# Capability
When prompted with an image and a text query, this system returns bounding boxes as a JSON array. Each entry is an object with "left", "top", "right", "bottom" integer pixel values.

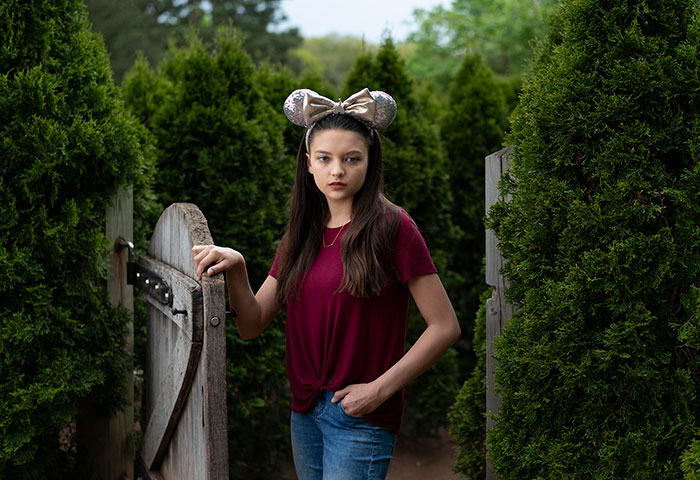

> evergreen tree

[
  {"left": 122, "top": 29, "right": 294, "bottom": 478},
  {"left": 485, "top": 0, "right": 700, "bottom": 477},
  {"left": 207, "top": 0, "right": 302, "bottom": 64},
  {"left": 0, "top": 0, "right": 152, "bottom": 476},
  {"left": 448, "top": 292, "right": 489, "bottom": 480},
  {"left": 343, "top": 38, "right": 462, "bottom": 435},
  {"left": 85, "top": 0, "right": 173, "bottom": 83},
  {"left": 86, "top": 0, "right": 301, "bottom": 83},
  {"left": 441, "top": 54, "right": 507, "bottom": 366}
]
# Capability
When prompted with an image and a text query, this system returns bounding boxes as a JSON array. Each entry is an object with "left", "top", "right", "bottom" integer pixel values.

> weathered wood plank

[
  {"left": 140, "top": 254, "right": 204, "bottom": 469},
  {"left": 141, "top": 203, "right": 228, "bottom": 480},
  {"left": 200, "top": 269, "right": 228, "bottom": 477},
  {"left": 485, "top": 147, "right": 514, "bottom": 480}
]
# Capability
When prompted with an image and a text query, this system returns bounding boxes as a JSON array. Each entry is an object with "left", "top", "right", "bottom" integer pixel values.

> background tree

[
  {"left": 447, "top": 291, "right": 489, "bottom": 480},
  {"left": 485, "top": 0, "right": 700, "bottom": 477},
  {"left": 440, "top": 53, "right": 508, "bottom": 371},
  {"left": 0, "top": 0, "right": 153, "bottom": 477},
  {"left": 287, "top": 34, "right": 374, "bottom": 96},
  {"left": 85, "top": 0, "right": 174, "bottom": 83},
  {"left": 122, "top": 29, "right": 297, "bottom": 478},
  {"left": 86, "top": 0, "right": 301, "bottom": 82},
  {"left": 343, "top": 38, "right": 462, "bottom": 436},
  {"left": 405, "top": 0, "right": 560, "bottom": 90}
]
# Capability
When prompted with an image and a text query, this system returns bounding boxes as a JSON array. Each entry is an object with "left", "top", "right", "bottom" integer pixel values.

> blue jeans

[{"left": 290, "top": 390, "right": 397, "bottom": 480}]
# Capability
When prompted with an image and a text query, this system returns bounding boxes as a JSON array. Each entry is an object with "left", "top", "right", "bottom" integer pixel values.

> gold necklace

[{"left": 323, "top": 222, "right": 348, "bottom": 248}]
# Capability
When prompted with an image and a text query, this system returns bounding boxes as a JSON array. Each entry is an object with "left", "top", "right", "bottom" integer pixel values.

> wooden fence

[{"left": 485, "top": 146, "right": 515, "bottom": 480}]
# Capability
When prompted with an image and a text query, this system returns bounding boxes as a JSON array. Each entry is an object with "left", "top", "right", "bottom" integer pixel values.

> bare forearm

[
  {"left": 374, "top": 321, "right": 460, "bottom": 403},
  {"left": 193, "top": 244, "right": 279, "bottom": 339},
  {"left": 225, "top": 260, "right": 263, "bottom": 339}
]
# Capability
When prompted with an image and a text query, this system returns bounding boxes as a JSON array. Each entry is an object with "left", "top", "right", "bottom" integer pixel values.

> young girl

[{"left": 192, "top": 88, "right": 460, "bottom": 480}]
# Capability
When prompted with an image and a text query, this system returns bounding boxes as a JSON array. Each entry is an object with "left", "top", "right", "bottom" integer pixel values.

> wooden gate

[{"left": 136, "top": 203, "right": 228, "bottom": 479}]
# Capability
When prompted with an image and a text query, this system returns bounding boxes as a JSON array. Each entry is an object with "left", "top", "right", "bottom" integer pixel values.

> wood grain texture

[
  {"left": 484, "top": 147, "right": 514, "bottom": 480},
  {"left": 141, "top": 203, "right": 228, "bottom": 480}
]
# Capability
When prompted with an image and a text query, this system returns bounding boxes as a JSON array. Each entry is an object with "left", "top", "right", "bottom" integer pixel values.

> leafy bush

[
  {"left": 122, "top": 29, "right": 296, "bottom": 478},
  {"left": 486, "top": 0, "right": 700, "bottom": 477},
  {"left": 0, "top": 0, "right": 152, "bottom": 477},
  {"left": 440, "top": 54, "right": 508, "bottom": 370},
  {"left": 448, "top": 289, "right": 490, "bottom": 480},
  {"left": 683, "top": 438, "right": 700, "bottom": 480}
]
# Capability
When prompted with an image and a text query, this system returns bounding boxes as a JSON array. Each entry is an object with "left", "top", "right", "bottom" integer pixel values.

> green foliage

[
  {"left": 86, "top": 0, "right": 301, "bottom": 83},
  {"left": 287, "top": 35, "right": 375, "bottom": 96},
  {"left": 122, "top": 29, "right": 295, "bottom": 478},
  {"left": 343, "top": 38, "right": 462, "bottom": 436},
  {"left": 205, "top": 0, "right": 302, "bottom": 63},
  {"left": 440, "top": 54, "right": 507, "bottom": 370},
  {"left": 85, "top": 0, "right": 174, "bottom": 83},
  {"left": 486, "top": 0, "right": 700, "bottom": 477},
  {"left": 683, "top": 437, "right": 700, "bottom": 479},
  {"left": 448, "top": 289, "right": 490, "bottom": 480},
  {"left": 0, "top": 0, "right": 152, "bottom": 476},
  {"left": 406, "top": 0, "right": 560, "bottom": 90}
]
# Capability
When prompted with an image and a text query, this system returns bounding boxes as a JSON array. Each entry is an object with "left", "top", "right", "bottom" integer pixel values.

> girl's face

[{"left": 306, "top": 128, "right": 369, "bottom": 210}]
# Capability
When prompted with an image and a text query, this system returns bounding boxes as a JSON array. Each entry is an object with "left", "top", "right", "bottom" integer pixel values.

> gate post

[
  {"left": 78, "top": 187, "right": 135, "bottom": 479},
  {"left": 485, "top": 147, "right": 514, "bottom": 480}
]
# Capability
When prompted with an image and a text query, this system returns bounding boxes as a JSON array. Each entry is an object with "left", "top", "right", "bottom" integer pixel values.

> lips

[{"left": 329, "top": 182, "right": 346, "bottom": 189}]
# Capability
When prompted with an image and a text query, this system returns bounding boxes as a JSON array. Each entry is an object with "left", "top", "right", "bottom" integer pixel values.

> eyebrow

[{"left": 313, "top": 149, "right": 365, "bottom": 156}]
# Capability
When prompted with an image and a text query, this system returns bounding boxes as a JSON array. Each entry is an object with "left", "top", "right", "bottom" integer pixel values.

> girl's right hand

[{"left": 192, "top": 245, "right": 243, "bottom": 281}]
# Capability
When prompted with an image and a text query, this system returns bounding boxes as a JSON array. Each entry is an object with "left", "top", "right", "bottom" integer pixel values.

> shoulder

[{"left": 395, "top": 208, "right": 422, "bottom": 244}]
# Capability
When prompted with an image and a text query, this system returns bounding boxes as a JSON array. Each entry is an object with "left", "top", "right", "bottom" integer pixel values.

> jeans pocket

[{"left": 338, "top": 401, "right": 363, "bottom": 420}]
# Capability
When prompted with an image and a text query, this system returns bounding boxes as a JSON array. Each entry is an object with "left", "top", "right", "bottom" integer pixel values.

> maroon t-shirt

[{"left": 269, "top": 209, "right": 437, "bottom": 432}]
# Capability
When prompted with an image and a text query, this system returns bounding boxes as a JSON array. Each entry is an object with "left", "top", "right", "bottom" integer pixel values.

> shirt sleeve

[
  {"left": 394, "top": 209, "right": 438, "bottom": 285},
  {"left": 268, "top": 247, "right": 281, "bottom": 279}
]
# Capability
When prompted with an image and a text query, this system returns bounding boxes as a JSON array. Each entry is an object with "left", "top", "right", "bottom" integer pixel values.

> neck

[{"left": 326, "top": 199, "right": 353, "bottom": 228}]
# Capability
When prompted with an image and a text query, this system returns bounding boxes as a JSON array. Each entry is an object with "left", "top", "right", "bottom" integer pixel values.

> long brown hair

[{"left": 275, "top": 114, "right": 401, "bottom": 305}]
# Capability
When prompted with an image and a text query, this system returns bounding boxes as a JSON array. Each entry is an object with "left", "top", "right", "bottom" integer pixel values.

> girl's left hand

[{"left": 331, "top": 383, "right": 384, "bottom": 417}]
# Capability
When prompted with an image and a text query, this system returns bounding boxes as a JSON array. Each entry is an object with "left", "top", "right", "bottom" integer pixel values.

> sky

[{"left": 275, "top": 0, "right": 451, "bottom": 44}]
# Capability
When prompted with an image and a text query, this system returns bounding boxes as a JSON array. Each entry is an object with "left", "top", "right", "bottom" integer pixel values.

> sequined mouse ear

[
  {"left": 283, "top": 89, "right": 317, "bottom": 127},
  {"left": 368, "top": 90, "right": 397, "bottom": 130},
  {"left": 282, "top": 88, "right": 398, "bottom": 130}
]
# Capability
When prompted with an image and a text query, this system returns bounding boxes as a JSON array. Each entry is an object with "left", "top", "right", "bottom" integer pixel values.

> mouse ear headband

[{"left": 283, "top": 87, "right": 397, "bottom": 150}]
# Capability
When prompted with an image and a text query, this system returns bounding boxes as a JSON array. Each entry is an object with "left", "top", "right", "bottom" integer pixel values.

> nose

[{"left": 331, "top": 159, "right": 345, "bottom": 178}]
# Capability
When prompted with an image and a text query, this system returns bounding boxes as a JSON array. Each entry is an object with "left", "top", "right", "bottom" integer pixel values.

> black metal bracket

[{"left": 115, "top": 237, "right": 173, "bottom": 308}]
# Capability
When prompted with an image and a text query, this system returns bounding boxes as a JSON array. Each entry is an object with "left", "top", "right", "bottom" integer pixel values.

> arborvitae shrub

[
  {"left": 440, "top": 54, "right": 507, "bottom": 365},
  {"left": 0, "top": 0, "right": 152, "bottom": 477},
  {"left": 486, "top": 0, "right": 700, "bottom": 477},
  {"left": 448, "top": 289, "right": 490, "bottom": 480},
  {"left": 683, "top": 439, "right": 700, "bottom": 479},
  {"left": 344, "top": 38, "right": 461, "bottom": 436},
  {"left": 122, "top": 30, "right": 294, "bottom": 478}
]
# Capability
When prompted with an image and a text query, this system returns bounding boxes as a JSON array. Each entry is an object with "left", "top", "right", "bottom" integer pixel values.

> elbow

[
  {"left": 235, "top": 320, "right": 263, "bottom": 340},
  {"left": 238, "top": 330, "right": 257, "bottom": 341},
  {"left": 237, "top": 324, "right": 263, "bottom": 340},
  {"left": 449, "top": 315, "right": 461, "bottom": 345}
]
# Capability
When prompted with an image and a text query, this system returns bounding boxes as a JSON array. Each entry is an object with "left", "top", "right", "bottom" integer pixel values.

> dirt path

[
  {"left": 387, "top": 429, "right": 460, "bottom": 480},
  {"left": 282, "top": 429, "right": 461, "bottom": 479}
]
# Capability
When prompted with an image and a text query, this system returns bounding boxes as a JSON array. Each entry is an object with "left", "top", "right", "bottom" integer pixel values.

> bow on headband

[{"left": 283, "top": 88, "right": 397, "bottom": 130}]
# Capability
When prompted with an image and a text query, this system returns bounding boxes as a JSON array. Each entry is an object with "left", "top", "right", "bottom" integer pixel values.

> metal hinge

[{"left": 115, "top": 237, "right": 173, "bottom": 308}]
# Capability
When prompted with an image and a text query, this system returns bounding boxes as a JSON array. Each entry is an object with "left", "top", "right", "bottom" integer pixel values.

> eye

[
  {"left": 345, "top": 157, "right": 359, "bottom": 163},
  {"left": 317, "top": 155, "right": 330, "bottom": 163}
]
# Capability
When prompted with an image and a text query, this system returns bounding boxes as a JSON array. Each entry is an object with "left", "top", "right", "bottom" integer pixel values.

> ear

[{"left": 306, "top": 153, "right": 313, "bottom": 175}]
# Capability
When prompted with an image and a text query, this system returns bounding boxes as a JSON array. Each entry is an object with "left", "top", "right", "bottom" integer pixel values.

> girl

[{"left": 192, "top": 88, "right": 460, "bottom": 480}]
